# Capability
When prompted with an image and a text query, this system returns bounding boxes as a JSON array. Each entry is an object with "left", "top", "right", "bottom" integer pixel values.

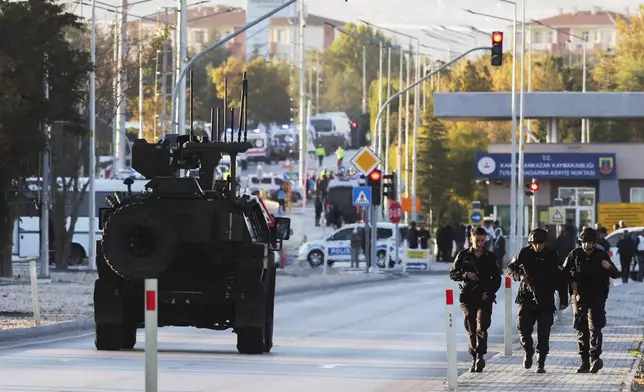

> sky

[{"left": 71, "top": 0, "right": 641, "bottom": 58}]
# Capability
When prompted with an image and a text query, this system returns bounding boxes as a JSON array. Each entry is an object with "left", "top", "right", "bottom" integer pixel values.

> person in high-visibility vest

[
  {"left": 315, "top": 144, "right": 325, "bottom": 167},
  {"left": 335, "top": 146, "right": 345, "bottom": 168},
  {"left": 222, "top": 171, "right": 231, "bottom": 181}
]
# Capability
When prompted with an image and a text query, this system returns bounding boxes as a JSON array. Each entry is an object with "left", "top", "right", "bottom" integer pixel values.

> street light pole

[
  {"left": 362, "top": 45, "right": 367, "bottom": 113},
  {"left": 297, "top": 0, "right": 306, "bottom": 193},
  {"left": 88, "top": 0, "right": 97, "bottom": 271},
  {"left": 385, "top": 46, "right": 391, "bottom": 176},
  {"left": 582, "top": 40, "right": 588, "bottom": 142},
  {"left": 376, "top": 40, "right": 383, "bottom": 155},
  {"left": 396, "top": 51, "right": 403, "bottom": 205},
  {"left": 176, "top": 0, "right": 187, "bottom": 134},
  {"left": 517, "top": 0, "right": 526, "bottom": 240},
  {"left": 138, "top": 18, "right": 144, "bottom": 139},
  {"left": 411, "top": 39, "right": 420, "bottom": 222}
]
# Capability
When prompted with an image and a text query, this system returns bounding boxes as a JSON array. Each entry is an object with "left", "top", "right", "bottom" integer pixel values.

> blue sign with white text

[{"left": 475, "top": 152, "right": 616, "bottom": 180}]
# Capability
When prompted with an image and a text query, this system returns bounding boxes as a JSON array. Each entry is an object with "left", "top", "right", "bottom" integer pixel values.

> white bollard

[
  {"left": 504, "top": 276, "right": 513, "bottom": 356},
  {"left": 29, "top": 260, "right": 41, "bottom": 326},
  {"left": 445, "top": 280, "right": 458, "bottom": 391},
  {"left": 145, "top": 279, "right": 158, "bottom": 392}
]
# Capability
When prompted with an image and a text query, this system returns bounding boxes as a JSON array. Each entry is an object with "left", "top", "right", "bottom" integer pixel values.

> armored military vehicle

[{"left": 93, "top": 73, "right": 290, "bottom": 354}]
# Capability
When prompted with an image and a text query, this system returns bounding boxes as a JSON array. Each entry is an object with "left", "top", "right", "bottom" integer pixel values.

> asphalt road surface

[{"left": 0, "top": 274, "right": 514, "bottom": 392}]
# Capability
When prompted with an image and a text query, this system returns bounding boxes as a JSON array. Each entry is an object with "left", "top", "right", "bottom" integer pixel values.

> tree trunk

[{"left": 0, "top": 182, "right": 13, "bottom": 278}]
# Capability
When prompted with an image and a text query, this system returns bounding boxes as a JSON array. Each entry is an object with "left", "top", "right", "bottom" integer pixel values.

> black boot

[
  {"left": 523, "top": 350, "right": 534, "bottom": 369},
  {"left": 469, "top": 354, "right": 477, "bottom": 373},
  {"left": 475, "top": 353, "right": 486, "bottom": 372},
  {"left": 590, "top": 357, "right": 603, "bottom": 373},
  {"left": 535, "top": 353, "right": 546, "bottom": 373},
  {"left": 576, "top": 355, "right": 591, "bottom": 373}
]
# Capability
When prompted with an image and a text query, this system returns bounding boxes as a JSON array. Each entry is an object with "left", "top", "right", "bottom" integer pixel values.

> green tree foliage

[
  {"left": 0, "top": 0, "right": 91, "bottom": 275},
  {"left": 319, "top": 23, "right": 401, "bottom": 119},
  {"left": 211, "top": 56, "right": 292, "bottom": 124}
]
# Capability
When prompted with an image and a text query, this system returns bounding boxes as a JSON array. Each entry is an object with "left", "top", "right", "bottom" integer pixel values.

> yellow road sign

[{"left": 350, "top": 146, "right": 381, "bottom": 175}]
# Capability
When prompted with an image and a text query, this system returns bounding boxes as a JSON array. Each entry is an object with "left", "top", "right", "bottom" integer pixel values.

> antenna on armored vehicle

[
  {"left": 209, "top": 106, "right": 215, "bottom": 142},
  {"left": 223, "top": 78, "right": 228, "bottom": 142},
  {"left": 237, "top": 71, "right": 247, "bottom": 142},
  {"left": 189, "top": 69, "right": 194, "bottom": 141}
]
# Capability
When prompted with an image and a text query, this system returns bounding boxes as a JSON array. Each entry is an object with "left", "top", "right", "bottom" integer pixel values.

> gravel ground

[{"left": 0, "top": 268, "right": 383, "bottom": 330}]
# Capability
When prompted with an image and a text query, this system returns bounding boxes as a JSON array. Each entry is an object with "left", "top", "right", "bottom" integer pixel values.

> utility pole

[
  {"left": 160, "top": 9, "right": 169, "bottom": 134},
  {"left": 361, "top": 45, "right": 367, "bottom": 113},
  {"left": 377, "top": 41, "right": 383, "bottom": 155},
  {"left": 112, "top": 12, "right": 118, "bottom": 171},
  {"left": 176, "top": 0, "right": 187, "bottom": 134},
  {"left": 315, "top": 54, "right": 320, "bottom": 114},
  {"left": 410, "top": 38, "right": 420, "bottom": 222},
  {"left": 396, "top": 51, "right": 403, "bottom": 206},
  {"left": 384, "top": 46, "right": 391, "bottom": 174},
  {"left": 297, "top": 0, "right": 306, "bottom": 193},
  {"left": 40, "top": 59, "right": 51, "bottom": 279},
  {"left": 404, "top": 51, "right": 410, "bottom": 223},
  {"left": 115, "top": 0, "right": 128, "bottom": 170},
  {"left": 138, "top": 18, "right": 144, "bottom": 139},
  {"left": 88, "top": 0, "right": 97, "bottom": 271}
]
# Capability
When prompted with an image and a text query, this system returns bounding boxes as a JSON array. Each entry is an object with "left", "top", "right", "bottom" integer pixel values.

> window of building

[
  {"left": 195, "top": 30, "right": 204, "bottom": 44},
  {"left": 595, "top": 30, "right": 601, "bottom": 43},
  {"left": 276, "top": 29, "right": 287, "bottom": 43},
  {"left": 581, "top": 31, "right": 589, "bottom": 42},
  {"left": 533, "top": 31, "right": 541, "bottom": 43},
  {"left": 631, "top": 188, "right": 644, "bottom": 202},
  {"left": 547, "top": 31, "right": 554, "bottom": 43}
]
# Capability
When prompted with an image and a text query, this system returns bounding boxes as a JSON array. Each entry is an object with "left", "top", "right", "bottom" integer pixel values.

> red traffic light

[
  {"left": 369, "top": 169, "right": 382, "bottom": 181},
  {"left": 492, "top": 31, "right": 503, "bottom": 43},
  {"left": 351, "top": 121, "right": 357, "bottom": 127},
  {"left": 529, "top": 182, "right": 539, "bottom": 191}
]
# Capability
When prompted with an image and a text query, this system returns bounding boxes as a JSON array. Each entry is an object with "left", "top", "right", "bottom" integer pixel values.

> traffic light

[
  {"left": 368, "top": 169, "right": 382, "bottom": 205},
  {"left": 491, "top": 31, "right": 503, "bottom": 66},
  {"left": 525, "top": 179, "right": 539, "bottom": 196},
  {"left": 383, "top": 172, "right": 396, "bottom": 200}
]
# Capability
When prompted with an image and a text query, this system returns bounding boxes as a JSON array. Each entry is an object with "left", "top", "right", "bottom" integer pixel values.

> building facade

[
  {"left": 132, "top": 4, "right": 343, "bottom": 60},
  {"left": 476, "top": 143, "right": 644, "bottom": 233},
  {"left": 528, "top": 7, "right": 628, "bottom": 55}
]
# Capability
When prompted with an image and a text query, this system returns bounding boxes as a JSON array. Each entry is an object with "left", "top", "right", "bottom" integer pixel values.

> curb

[
  {"left": 0, "top": 318, "right": 94, "bottom": 342},
  {"left": 0, "top": 273, "right": 408, "bottom": 343}
]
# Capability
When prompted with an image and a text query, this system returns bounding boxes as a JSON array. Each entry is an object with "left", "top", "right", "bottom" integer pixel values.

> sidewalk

[{"left": 443, "top": 282, "right": 644, "bottom": 391}]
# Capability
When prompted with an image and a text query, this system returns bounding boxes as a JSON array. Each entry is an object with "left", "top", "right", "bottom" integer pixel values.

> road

[{"left": 0, "top": 274, "right": 514, "bottom": 392}]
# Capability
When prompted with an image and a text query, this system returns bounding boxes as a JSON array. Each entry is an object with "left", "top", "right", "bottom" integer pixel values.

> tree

[
  {"left": 320, "top": 23, "right": 400, "bottom": 117},
  {"left": 416, "top": 111, "right": 451, "bottom": 224},
  {"left": 0, "top": 0, "right": 91, "bottom": 276},
  {"left": 211, "top": 56, "right": 292, "bottom": 124}
]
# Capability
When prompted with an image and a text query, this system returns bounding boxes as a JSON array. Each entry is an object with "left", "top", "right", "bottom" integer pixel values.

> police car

[{"left": 297, "top": 222, "right": 408, "bottom": 268}]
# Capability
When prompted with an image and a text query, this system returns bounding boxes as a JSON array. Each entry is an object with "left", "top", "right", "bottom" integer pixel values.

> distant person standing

[
  {"left": 350, "top": 228, "right": 362, "bottom": 268},
  {"left": 314, "top": 195, "right": 323, "bottom": 226},
  {"left": 315, "top": 144, "right": 325, "bottom": 167},
  {"left": 418, "top": 224, "right": 430, "bottom": 249},
  {"left": 617, "top": 230, "right": 636, "bottom": 283},
  {"left": 407, "top": 221, "right": 419, "bottom": 249},
  {"left": 454, "top": 223, "right": 466, "bottom": 253}
]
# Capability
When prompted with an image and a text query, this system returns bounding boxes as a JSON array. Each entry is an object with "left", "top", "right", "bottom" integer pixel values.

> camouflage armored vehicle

[{"left": 93, "top": 73, "right": 289, "bottom": 354}]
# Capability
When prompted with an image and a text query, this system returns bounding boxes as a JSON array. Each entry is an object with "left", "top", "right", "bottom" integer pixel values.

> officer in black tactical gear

[
  {"left": 562, "top": 227, "right": 620, "bottom": 374},
  {"left": 450, "top": 226, "right": 502, "bottom": 373},
  {"left": 506, "top": 228, "right": 568, "bottom": 374}
]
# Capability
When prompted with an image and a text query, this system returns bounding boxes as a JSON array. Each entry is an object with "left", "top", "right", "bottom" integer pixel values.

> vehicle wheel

[
  {"left": 264, "top": 263, "right": 276, "bottom": 353},
  {"left": 236, "top": 326, "right": 265, "bottom": 354},
  {"left": 121, "top": 325, "right": 137, "bottom": 350},
  {"left": 68, "top": 243, "right": 85, "bottom": 265},
  {"left": 95, "top": 323, "right": 123, "bottom": 351},
  {"left": 376, "top": 251, "right": 387, "bottom": 268},
  {"left": 307, "top": 250, "right": 324, "bottom": 268},
  {"left": 102, "top": 203, "right": 177, "bottom": 280}
]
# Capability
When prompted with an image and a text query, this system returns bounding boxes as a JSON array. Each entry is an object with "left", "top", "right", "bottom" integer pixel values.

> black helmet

[
  {"left": 528, "top": 228, "right": 548, "bottom": 243},
  {"left": 579, "top": 227, "right": 598, "bottom": 243},
  {"left": 471, "top": 226, "right": 487, "bottom": 236}
]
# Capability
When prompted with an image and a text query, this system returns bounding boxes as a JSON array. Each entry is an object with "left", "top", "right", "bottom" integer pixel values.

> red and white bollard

[
  {"left": 445, "top": 280, "right": 457, "bottom": 391},
  {"left": 145, "top": 279, "right": 158, "bottom": 392},
  {"left": 504, "top": 276, "right": 513, "bottom": 356}
]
